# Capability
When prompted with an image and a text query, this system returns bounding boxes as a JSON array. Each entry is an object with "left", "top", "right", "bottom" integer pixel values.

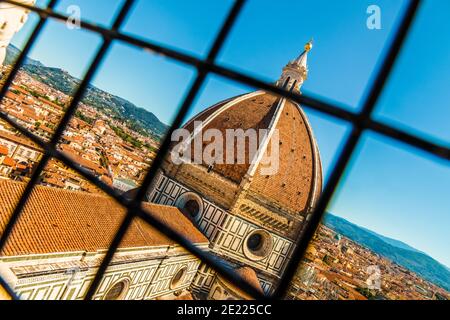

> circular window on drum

[
  {"left": 175, "top": 192, "right": 203, "bottom": 220},
  {"left": 243, "top": 229, "right": 273, "bottom": 261},
  {"left": 170, "top": 266, "right": 188, "bottom": 289},
  {"left": 103, "top": 279, "right": 129, "bottom": 300}
]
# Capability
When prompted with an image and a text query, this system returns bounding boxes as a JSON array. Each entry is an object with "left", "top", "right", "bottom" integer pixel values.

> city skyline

[{"left": 9, "top": 0, "right": 450, "bottom": 269}]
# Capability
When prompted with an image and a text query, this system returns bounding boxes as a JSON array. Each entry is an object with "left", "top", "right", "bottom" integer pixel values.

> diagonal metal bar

[
  {"left": 0, "top": 0, "right": 136, "bottom": 260},
  {"left": 272, "top": 0, "right": 422, "bottom": 299},
  {"left": 2, "top": 0, "right": 449, "bottom": 162},
  {"left": 366, "top": 119, "right": 450, "bottom": 160},
  {"left": 0, "top": 2, "right": 369, "bottom": 124},
  {"left": 0, "top": 70, "right": 266, "bottom": 300},
  {"left": 0, "top": 0, "right": 59, "bottom": 299},
  {"left": 0, "top": 0, "right": 57, "bottom": 100},
  {"left": 136, "top": 206, "right": 267, "bottom": 299},
  {"left": 0, "top": 0, "right": 446, "bottom": 302},
  {"left": 82, "top": 0, "right": 270, "bottom": 301}
]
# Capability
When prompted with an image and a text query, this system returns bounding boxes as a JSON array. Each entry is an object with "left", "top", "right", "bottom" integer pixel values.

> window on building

[
  {"left": 243, "top": 230, "right": 273, "bottom": 261},
  {"left": 247, "top": 233, "right": 263, "bottom": 251},
  {"left": 182, "top": 199, "right": 200, "bottom": 218},
  {"left": 170, "top": 266, "right": 188, "bottom": 289},
  {"left": 104, "top": 280, "right": 129, "bottom": 300},
  {"left": 0, "top": 0, "right": 442, "bottom": 302},
  {"left": 176, "top": 192, "right": 203, "bottom": 220}
]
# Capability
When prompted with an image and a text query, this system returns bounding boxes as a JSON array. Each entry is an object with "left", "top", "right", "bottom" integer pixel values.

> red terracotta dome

[{"left": 179, "top": 90, "right": 322, "bottom": 216}]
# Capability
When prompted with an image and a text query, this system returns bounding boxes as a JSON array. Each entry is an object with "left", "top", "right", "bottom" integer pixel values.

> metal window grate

[{"left": 0, "top": 0, "right": 447, "bottom": 301}]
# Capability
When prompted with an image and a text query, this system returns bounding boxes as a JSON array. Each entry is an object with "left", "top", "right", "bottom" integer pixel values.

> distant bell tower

[
  {"left": 0, "top": 0, "right": 35, "bottom": 65},
  {"left": 276, "top": 40, "right": 313, "bottom": 92}
]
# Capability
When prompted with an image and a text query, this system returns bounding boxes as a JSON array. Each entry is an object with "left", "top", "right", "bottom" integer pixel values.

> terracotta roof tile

[
  {"left": 184, "top": 93, "right": 278, "bottom": 183},
  {"left": 0, "top": 145, "right": 8, "bottom": 156},
  {"left": 1, "top": 157, "right": 16, "bottom": 167},
  {"left": 234, "top": 266, "right": 264, "bottom": 293},
  {"left": 59, "top": 145, "right": 107, "bottom": 175},
  {"left": 0, "top": 131, "right": 42, "bottom": 152},
  {"left": 0, "top": 180, "right": 208, "bottom": 257},
  {"left": 250, "top": 99, "right": 321, "bottom": 214},
  {"left": 218, "top": 266, "right": 264, "bottom": 299}
]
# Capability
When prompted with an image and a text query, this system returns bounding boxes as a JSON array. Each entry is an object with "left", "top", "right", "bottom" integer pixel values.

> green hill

[
  {"left": 5, "top": 45, "right": 168, "bottom": 139},
  {"left": 5, "top": 44, "right": 45, "bottom": 67}
]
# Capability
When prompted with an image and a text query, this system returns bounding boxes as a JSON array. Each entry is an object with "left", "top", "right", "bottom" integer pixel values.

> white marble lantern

[{"left": 0, "top": 0, "right": 35, "bottom": 65}]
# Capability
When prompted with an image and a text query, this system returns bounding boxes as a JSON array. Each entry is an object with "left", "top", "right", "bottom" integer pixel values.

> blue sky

[{"left": 11, "top": 0, "right": 450, "bottom": 267}]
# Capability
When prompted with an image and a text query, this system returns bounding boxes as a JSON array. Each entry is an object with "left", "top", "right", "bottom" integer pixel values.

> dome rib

[{"left": 176, "top": 91, "right": 323, "bottom": 216}]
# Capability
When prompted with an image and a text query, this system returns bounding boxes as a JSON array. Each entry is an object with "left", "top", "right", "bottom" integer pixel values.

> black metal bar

[
  {"left": 0, "top": 1, "right": 363, "bottom": 125},
  {"left": 136, "top": 206, "right": 267, "bottom": 299},
  {"left": 0, "top": 0, "right": 57, "bottom": 99},
  {"left": 367, "top": 119, "right": 450, "bottom": 160},
  {"left": 83, "top": 0, "right": 267, "bottom": 300},
  {"left": 272, "top": 0, "right": 422, "bottom": 299},
  {"left": 0, "top": 0, "right": 59, "bottom": 299},
  {"left": 0, "top": 0, "right": 446, "bottom": 302},
  {"left": 1, "top": 1, "right": 449, "bottom": 162},
  {"left": 0, "top": 0, "right": 136, "bottom": 259}
]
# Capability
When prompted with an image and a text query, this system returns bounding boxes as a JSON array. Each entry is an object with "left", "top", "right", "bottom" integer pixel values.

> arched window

[
  {"left": 247, "top": 233, "right": 263, "bottom": 251},
  {"left": 170, "top": 266, "right": 188, "bottom": 289},
  {"left": 104, "top": 280, "right": 129, "bottom": 300},
  {"left": 243, "top": 229, "right": 273, "bottom": 261},
  {"left": 175, "top": 192, "right": 203, "bottom": 220},
  {"left": 182, "top": 199, "right": 200, "bottom": 218}
]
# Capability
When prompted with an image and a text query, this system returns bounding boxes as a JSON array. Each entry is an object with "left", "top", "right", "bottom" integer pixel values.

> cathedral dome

[
  {"left": 179, "top": 90, "right": 322, "bottom": 216},
  {"left": 160, "top": 42, "right": 322, "bottom": 242}
]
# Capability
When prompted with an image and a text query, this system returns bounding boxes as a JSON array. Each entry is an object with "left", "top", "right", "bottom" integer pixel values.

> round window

[
  {"left": 176, "top": 192, "right": 203, "bottom": 220},
  {"left": 243, "top": 230, "right": 273, "bottom": 261},
  {"left": 182, "top": 199, "right": 200, "bottom": 218},
  {"left": 170, "top": 266, "right": 187, "bottom": 289},
  {"left": 104, "top": 280, "right": 128, "bottom": 300}
]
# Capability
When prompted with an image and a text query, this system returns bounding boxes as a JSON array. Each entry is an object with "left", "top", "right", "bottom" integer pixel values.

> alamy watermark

[
  {"left": 367, "top": 5, "right": 382, "bottom": 30},
  {"left": 66, "top": 5, "right": 81, "bottom": 30},
  {"left": 171, "top": 121, "right": 280, "bottom": 176}
]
